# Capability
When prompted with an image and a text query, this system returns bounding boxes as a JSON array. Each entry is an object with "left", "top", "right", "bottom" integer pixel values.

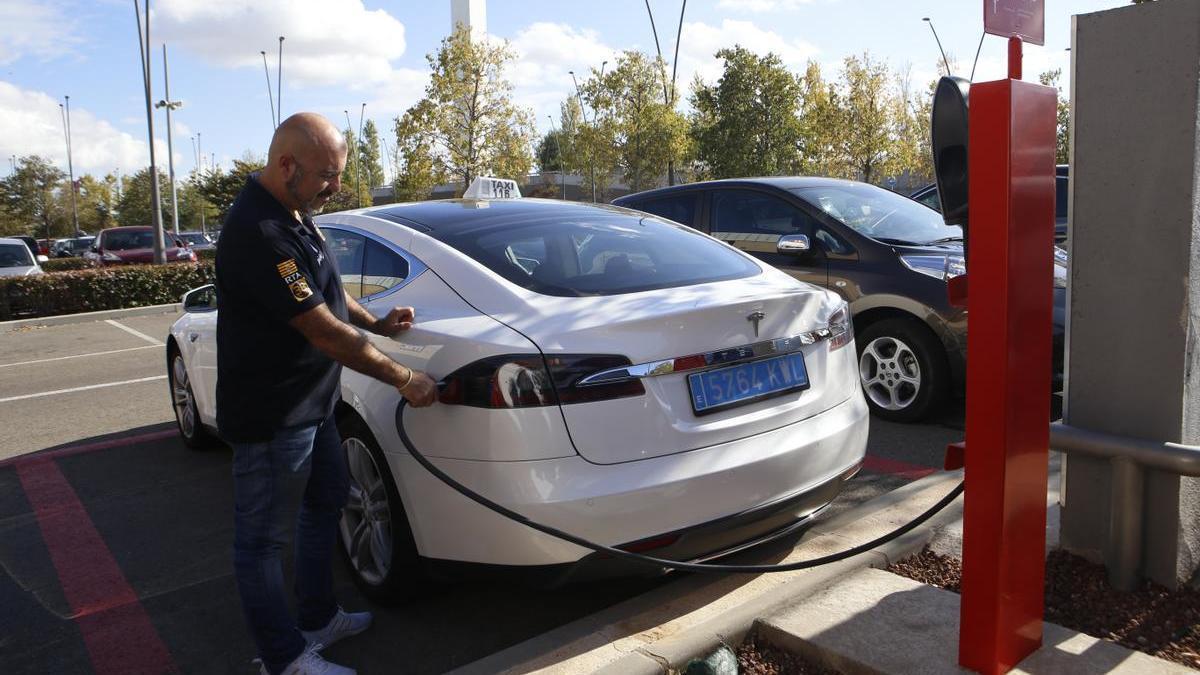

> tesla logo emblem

[{"left": 747, "top": 311, "right": 765, "bottom": 338}]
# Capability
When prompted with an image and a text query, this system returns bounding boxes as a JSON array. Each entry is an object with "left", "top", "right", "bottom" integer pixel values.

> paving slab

[{"left": 757, "top": 568, "right": 1192, "bottom": 675}]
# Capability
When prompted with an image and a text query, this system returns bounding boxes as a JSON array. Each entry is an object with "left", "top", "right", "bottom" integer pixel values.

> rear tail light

[
  {"left": 828, "top": 305, "right": 853, "bottom": 351},
  {"left": 438, "top": 354, "right": 645, "bottom": 408}
]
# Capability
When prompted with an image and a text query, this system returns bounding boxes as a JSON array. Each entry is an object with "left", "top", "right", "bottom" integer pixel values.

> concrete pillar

[
  {"left": 1061, "top": 0, "right": 1200, "bottom": 588},
  {"left": 451, "top": 0, "right": 487, "bottom": 39}
]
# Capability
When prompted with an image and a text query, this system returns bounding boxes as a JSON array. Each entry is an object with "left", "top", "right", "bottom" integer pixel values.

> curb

[
  {"left": 1, "top": 303, "right": 182, "bottom": 330},
  {"left": 449, "top": 469, "right": 965, "bottom": 675}
]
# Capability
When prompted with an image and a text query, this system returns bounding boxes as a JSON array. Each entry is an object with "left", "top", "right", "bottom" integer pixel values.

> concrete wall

[{"left": 1061, "top": 0, "right": 1200, "bottom": 586}]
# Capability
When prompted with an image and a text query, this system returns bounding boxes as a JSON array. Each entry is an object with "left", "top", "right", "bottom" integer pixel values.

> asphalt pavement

[{"left": 0, "top": 310, "right": 970, "bottom": 674}]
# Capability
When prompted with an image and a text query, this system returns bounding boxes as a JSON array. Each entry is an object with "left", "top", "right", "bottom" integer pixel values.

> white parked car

[
  {"left": 167, "top": 184, "right": 868, "bottom": 601},
  {"left": 0, "top": 237, "right": 45, "bottom": 277}
]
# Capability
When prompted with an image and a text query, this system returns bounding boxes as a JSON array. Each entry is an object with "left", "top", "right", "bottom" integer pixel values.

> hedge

[
  {"left": 0, "top": 262, "right": 215, "bottom": 321},
  {"left": 197, "top": 248, "right": 217, "bottom": 261},
  {"left": 41, "top": 257, "right": 94, "bottom": 272}
]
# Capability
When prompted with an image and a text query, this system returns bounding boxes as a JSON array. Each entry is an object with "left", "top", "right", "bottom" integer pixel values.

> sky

[{"left": 0, "top": 0, "right": 1128, "bottom": 183}]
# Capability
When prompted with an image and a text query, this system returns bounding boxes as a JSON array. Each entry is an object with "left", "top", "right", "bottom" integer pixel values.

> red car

[{"left": 85, "top": 226, "right": 197, "bottom": 266}]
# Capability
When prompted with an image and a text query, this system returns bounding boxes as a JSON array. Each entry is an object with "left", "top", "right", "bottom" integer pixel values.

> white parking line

[
  {"left": 104, "top": 319, "right": 164, "bottom": 346},
  {"left": 0, "top": 345, "right": 160, "bottom": 369},
  {"left": 0, "top": 375, "right": 167, "bottom": 403}
]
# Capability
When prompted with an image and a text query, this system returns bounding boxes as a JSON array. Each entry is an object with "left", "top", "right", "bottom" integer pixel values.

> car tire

[
  {"left": 856, "top": 318, "right": 949, "bottom": 423},
  {"left": 168, "top": 349, "right": 213, "bottom": 450},
  {"left": 336, "top": 413, "right": 424, "bottom": 605}
]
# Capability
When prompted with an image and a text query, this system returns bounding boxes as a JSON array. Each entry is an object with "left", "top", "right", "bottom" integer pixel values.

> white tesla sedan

[{"left": 167, "top": 184, "right": 868, "bottom": 601}]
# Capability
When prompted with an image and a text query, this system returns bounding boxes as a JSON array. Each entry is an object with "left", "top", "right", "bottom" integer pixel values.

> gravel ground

[
  {"left": 888, "top": 547, "right": 1200, "bottom": 670},
  {"left": 735, "top": 630, "right": 841, "bottom": 675}
]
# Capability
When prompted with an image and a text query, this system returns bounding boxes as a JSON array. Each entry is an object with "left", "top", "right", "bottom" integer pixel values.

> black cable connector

[{"left": 395, "top": 399, "right": 964, "bottom": 574}]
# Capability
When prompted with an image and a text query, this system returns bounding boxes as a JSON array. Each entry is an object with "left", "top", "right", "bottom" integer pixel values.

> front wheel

[
  {"left": 168, "top": 351, "right": 212, "bottom": 449},
  {"left": 337, "top": 414, "right": 423, "bottom": 604},
  {"left": 856, "top": 318, "right": 949, "bottom": 423}
]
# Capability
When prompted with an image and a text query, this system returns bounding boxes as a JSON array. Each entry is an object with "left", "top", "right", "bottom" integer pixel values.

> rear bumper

[{"left": 387, "top": 392, "right": 870, "bottom": 567}]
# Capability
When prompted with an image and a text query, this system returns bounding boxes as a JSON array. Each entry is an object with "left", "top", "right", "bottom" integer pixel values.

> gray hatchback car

[{"left": 614, "top": 177, "right": 1066, "bottom": 422}]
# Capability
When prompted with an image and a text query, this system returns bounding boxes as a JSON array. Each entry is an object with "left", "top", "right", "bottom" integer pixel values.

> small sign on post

[{"left": 984, "top": 0, "right": 1045, "bottom": 45}]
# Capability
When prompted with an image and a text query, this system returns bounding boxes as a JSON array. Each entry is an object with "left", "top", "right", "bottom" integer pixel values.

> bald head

[
  {"left": 268, "top": 112, "right": 346, "bottom": 165},
  {"left": 260, "top": 112, "right": 347, "bottom": 215}
]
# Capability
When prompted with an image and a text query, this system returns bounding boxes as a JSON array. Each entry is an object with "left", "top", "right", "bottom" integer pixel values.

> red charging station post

[{"left": 957, "top": 36, "right": 1057, "bottom": 675}]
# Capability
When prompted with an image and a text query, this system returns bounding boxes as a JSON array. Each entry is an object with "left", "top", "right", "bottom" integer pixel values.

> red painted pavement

[
  {"left": 16, "top": 458, "right": 177, "bottom": 675},
  {"left": 862, "top": 455, "right": 938, "bottom": 481},
  {"left": 0, "top": 428, "right": 178, "bottom": 469}
]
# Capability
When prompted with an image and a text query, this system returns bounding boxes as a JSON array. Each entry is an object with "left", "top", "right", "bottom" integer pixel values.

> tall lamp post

[
  {"left": 345, "top": 110, "right": 362, "bottom": 208},
  {"left": 922, "top": 17, "right": 953, "bottom": 76},
  {"left": 59, "top": 97, "right": 80, "bottom": 236},
  {"left": 134, "top": 0, "right": 167, "bottom": 264},
  {"left": 155, "top": 44, "right": 183, "bottom": 235}
]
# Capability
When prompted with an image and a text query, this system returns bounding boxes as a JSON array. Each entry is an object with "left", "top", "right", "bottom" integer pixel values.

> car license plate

[{"left": 687, "top": 352, "right": 810, "bottom": 415}]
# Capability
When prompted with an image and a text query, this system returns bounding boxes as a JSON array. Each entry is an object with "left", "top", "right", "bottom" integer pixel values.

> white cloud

[
  {"left": 361, "top": 67, "right": 429, "bottom": 121},
  {"left": 0, "top": 81, "right": 169, "bottom": 176},
  {"left": 716, "top": 0, "right": 815, "bottom": 12},
  {"left": 677, "top": 20, "right": 820, "bottom": 86},
  {"left": 154, "top": 0, "right": 407, "bottom": 88},
  {"left": 0, "top": 4, "right": 81, "bottom": 64},
  {"left": 508, "top": 23, "right": 622, "bottom": 131}
]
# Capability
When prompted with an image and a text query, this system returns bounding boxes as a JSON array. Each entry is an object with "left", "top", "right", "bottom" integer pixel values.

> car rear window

[{"left": 436, "top": 214, "right": 761, "bottom": 297}]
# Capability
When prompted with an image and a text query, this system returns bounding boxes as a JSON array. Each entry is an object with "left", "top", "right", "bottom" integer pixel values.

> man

[{"left": 216, "top": 112, "right": 436, "bottom": 675}]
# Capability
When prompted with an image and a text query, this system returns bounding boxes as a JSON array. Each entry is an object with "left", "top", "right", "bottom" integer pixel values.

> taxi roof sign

[{"left": 463, "top": 176, "right": 522, "bottom": 200}]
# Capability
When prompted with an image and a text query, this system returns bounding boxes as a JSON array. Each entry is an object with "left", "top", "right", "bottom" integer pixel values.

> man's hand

[
  {"left": 400, "top": 370, "right": 437, "bottom": 407},
  {"left": 372, "top": 306, "right": 415, "bottom": 337}
]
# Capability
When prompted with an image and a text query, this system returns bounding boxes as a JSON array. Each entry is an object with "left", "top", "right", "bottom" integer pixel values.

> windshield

[
  {"left": 0, "top": 243, "right": 34, "bottom": 268},
  {"left": 435, "top": 213, "right": 761, "bottom": 297},
  {"left": 792, "top": 184, "right": 962, "bottom": 246},
  {"left": 104, "top": 230, "right": 156, "bottom": 250},
  {"left": 179, "top": 233, "right": 210, "bottom": 245}
]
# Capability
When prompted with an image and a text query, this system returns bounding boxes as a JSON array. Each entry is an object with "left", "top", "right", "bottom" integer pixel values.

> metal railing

[{"left": 1049, "top": 422, "right": 1200, "bottom": 590}]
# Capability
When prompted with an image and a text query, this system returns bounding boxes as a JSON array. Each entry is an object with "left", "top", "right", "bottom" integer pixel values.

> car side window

[
  {"left": 635, "top": 194, "right": 698, "bottom": 227},
  {"left": 916, "top": 189, "right": 941, "bottom": 212},
  {"left": 711, "top": 189, "right": 819, "bottom": 236},
  {"left": 361, "top": 238, "right": 410, "bottom": 298},
  {"left": 322, "top": 228, "right": 365, "bottom": 298}
]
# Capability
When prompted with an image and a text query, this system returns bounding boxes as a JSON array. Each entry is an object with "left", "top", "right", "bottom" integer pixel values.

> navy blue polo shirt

[{"left": 214, "top": 176, "right": 348, "bottom": 442}]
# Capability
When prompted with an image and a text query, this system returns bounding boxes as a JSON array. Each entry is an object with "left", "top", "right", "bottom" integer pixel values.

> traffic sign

[{"left": 984, "top": 0, "right": 1044, "bottom": 46}]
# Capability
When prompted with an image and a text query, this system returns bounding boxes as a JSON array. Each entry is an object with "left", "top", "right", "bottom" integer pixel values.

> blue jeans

[{"left": 232, "top": 412, "right": 349, "bottom": 674}]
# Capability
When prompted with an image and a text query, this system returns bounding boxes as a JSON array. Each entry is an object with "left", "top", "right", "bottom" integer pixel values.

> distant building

[{"left": 451, "top": 0, "right": 486, "bottom": 39}]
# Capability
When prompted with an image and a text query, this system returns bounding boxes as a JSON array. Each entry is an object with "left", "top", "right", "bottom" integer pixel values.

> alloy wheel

[
  {"left": 859, "top": 336, "right": 922, "bottom": 411},
  {"left": 340, "top": 437, "right": 394, "bottom": 586},
  {"left": 171, "top": 355, "right": 196, "bottom": 439}
]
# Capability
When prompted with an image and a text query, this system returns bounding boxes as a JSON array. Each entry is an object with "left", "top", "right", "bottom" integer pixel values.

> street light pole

[
  {"left": 155, "top": 44, "right": 183, "bottom": 235},
  {"left": 345, "top": 110, "right": 361, "bottom": 208},
  {"left": 922, "top": 17, "right": 953, "bottom": 77},
  {"left": 277, "top": 36, "right": 284, "bottom": 123},
  {"left": 59, "top": 97, "right": 80, "bottom": 236},
  {"left": 358, "top": 103, "right": 367, "bottom": 207},
  {"left": 134, "top": 0, "right": 167, "bottom": 264},
  {"left": 261, "top": 51, "right": 276, "bottom": 128}
]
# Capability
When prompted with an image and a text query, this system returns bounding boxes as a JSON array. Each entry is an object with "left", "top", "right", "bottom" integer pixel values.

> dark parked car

[
  {"left": 614, "top": 177, "right": 1066, "bottom": 422},
  {"left": 85, "top": 227, "right": 196, "bottom": 266},
  {"left": 910, "top": 165, "right": 1070, "bottom": 244},
  {"left": 52, "top": 236, "right": 95, "bottom": 258}
]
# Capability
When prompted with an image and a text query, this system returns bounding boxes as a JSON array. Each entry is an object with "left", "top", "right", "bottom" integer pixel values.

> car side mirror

[
  {"left": 777, "top": 234, "right": 811, "bottom": 254},
  {"left": 182, "top": 284, "right": 217, "bottom": 312}
]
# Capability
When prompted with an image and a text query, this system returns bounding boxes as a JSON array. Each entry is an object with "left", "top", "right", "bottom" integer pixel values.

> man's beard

[{"left": 286, "top": 171, "right": 334, "bottom": 218}]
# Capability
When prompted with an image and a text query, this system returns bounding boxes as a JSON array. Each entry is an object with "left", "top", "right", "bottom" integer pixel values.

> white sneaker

[
  {"left": 259, "top": 643, "right": 355, "bottom": 675},
  {"left": 301, "top": 607, "right": 374, "bottom": 650}
]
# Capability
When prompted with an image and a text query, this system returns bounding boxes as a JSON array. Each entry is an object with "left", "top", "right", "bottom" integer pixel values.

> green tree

[
  {"left": 889, "top": 66, "right": 934, "bottom": 187},
  {"left": 192, "top": 154, "right": 265, "bottom": 225},
  {"left": 537, "top": 131, "right": 565, "bottom": 172},
  {"left": 398, "top": 27, "right": 536, "bottom": 192},
  {"left": 796, "top": 61, "right": 840, "bottom": 177},
  {"left": 1039, "top": 69, "right": 1071, "bottom": 164},
  {"left": 689, "top": 46, "right": 804, "bottom": 179},
  {"left": 391, "top": 102, "right": 440, "bottom": 202},
  {"left": 0, "top": 155, "right": 67, "bottom": 238},
  {"left": 325, "top": 128, "right": 374, "bottom": 212},
  {"left": 832, "top": 53, "right": 899, "bottom": 183},
  {"left": 359, "top": 120, "right": 386, "bottom": 189},
  {"left": 71, "top": 174, "right": 118, "bottom": 233},
  {"left": 581, "top": 50, "right": 688, "bottom": 193}
]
